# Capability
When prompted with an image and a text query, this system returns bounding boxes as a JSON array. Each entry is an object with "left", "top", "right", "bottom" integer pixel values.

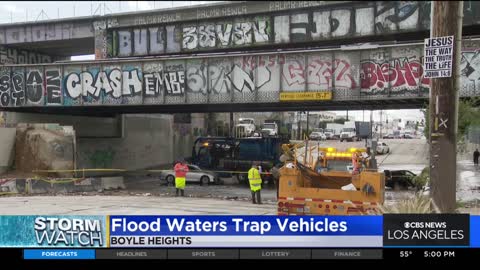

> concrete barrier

[
  {"left": 0, "top": 128, "right": 16, "bottom": 174},
  {"left": 101, "top": 176, "right": 125, "bottom": 190},
  {"left": 0, "top": 177, "right": 105, "bottom": 195}
]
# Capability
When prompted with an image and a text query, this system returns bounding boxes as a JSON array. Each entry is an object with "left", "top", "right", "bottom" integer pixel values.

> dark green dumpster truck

[{"left": 190, "top": 136, "right": 287, "bottom": 185}]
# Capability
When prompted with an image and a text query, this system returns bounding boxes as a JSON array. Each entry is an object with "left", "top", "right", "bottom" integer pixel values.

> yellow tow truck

[{"left": 277, "top": 145, "right": 384, "bottom": 215}]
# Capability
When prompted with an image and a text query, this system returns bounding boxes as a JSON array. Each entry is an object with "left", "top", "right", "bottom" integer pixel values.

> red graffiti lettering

[
  {"left": 283, "top": 60, "right": 305, "bottom": 86},
  {"left": 334, "top": 59, "right": 356, "bottom": 89},
  {"left": 308, "top": 60, "right": 332, "bottom": 87},
  {"left": 268, "top": 55, "right": 276, "bottom": 67},
  {"left": 242, "top": 56, "right": 256, "bottom": 70},
  {"left": 360, "top": 58, "right": 429, "bottom": 92},
  {"left": 282, "top": 58, "right": 357, "bottom": 88}
]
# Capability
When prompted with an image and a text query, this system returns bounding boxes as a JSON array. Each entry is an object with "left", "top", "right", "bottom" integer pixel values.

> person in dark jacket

[
  {"left": 271, "top": 163, "right": 282, "bottom": 199},
  {"left": 474, "top": 149, "right": 480, "bottom": 166}
]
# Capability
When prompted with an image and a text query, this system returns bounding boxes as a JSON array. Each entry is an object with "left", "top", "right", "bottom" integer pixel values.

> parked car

[
  {"left": 376, "top": 142, "right": 390, "bottom": 155},
  {"left": 309, "top": 131, "right": 326, "bottom": 141},
  {"left": 382, "top": 134, "right": 394, "bottom": 139},
  {"left": 159, "top": 164, "right": 220, "bottom": 186},
  {"left": 384, "top": 170, "right": 416, "bottom": 190},
  {"left": 403, "top": 134, "right": 415, "bottom": 139},
  {"left": 324, "top": 129, "right": 334, "bottom": 139}
]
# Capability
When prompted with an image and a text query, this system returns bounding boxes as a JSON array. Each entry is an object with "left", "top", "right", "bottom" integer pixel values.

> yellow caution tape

[
  {"left": 146, "top": 170, "right": 272, "bottom": 175},
  {"left": 33, "top": 169, "right": 126, "bottom": 173},
  {"left": 31, "top": 168, "right": 273, "bottom": 175}
]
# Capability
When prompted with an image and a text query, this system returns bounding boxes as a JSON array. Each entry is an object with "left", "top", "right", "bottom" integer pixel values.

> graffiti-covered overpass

[
  {"left": 2, "top": 40, "right": 480, "bottom": 116},
  {"left": 2, "top": 1, "right": 480, "bottom": 60},
  {"left": 1, "top": 1, "right": 480, "bottom": 115}
]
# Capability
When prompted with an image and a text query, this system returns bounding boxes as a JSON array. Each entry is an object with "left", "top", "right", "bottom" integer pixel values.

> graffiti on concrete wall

[
  {"left": 360, "top": 58, "right": 430, "bottom": 94},
  {"left": 26, "top": 69, "right": 44, "bottom": 105},
  {"left": 0, "top": 46, "right": 54, "bottom": 64},
  {"left": 108, "top": 2, "right": 428, "bottom": 57},
  {"left": 94, "top": 21, "right": 108, "bottom": 59},
  {"left": 4, "top": 45, "right": 480, "bottom": 107},
  {"left": 0, "top": 68, "right": 12, "bottom": 107}
]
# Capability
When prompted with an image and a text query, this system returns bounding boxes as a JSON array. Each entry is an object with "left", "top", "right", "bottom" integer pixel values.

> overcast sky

[{"left": 0, "top": 1, "right": 424, "bottom": 122}]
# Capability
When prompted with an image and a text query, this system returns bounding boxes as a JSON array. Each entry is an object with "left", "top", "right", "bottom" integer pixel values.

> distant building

[{"left": 309, "top": 111, "right": 337, "bottom": 122}]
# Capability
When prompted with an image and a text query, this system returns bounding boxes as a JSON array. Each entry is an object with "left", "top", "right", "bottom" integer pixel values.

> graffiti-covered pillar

[{"left": 93, "top": 20, "right": 107, "bottom": 60}]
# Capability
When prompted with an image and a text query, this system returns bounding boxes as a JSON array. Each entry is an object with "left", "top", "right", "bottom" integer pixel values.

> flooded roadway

[{"left": 456, "top": 160, "right": 480, "bottom": 203}]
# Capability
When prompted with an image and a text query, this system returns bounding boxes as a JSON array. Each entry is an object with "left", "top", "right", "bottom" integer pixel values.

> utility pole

[
  {"left": 230, "top": 112, "right": 234, "bottom": 137},
  {"left": 297, "top": 112, "right": 301, "bottom": 140},
  {"left": 380, "top": 110, "right": 383, "bottom": 139},
  {"left": 370, "top": 110, "right": 373, "bottom": 140},
  {"left": 429, "top": 1, "right": 463, "bottom": 213},
  {"left": 306, "top": 111, "right": 310, "bottom": 138}
]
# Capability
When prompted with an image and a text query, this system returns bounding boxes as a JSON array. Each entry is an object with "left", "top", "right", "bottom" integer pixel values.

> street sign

[
  {"left": 424, "top": 36, "right": 454, "bottom": 78},
  {"left": 279, "top": 91, "right": 332, "bottom": 101}
]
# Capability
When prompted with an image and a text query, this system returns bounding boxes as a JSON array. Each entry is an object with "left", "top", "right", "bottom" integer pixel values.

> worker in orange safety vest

[
  {"left": 174, "top": 159, "right": 189, "bottom": 197},
  {"left": 352, "top": 152, "right": 361, "bottom": 175}
]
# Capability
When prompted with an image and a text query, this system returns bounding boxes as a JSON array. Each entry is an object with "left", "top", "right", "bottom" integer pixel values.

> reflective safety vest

[
  {"left": 248, "top": 167, "right": 262, "bottom": 192},
  {"left": 174, "top": 163, "right": 189, "bottom": 178}
]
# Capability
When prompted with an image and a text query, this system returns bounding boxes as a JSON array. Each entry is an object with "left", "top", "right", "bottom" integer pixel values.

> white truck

[
  {"left": 340, "top": 121, "right": 357, "bottom": 142},
  {"left": 261, "top": 121, "right": 278, "bottom": 136},
  {"left": 235, "top": 118, "right": 256, "bottom": 137},
  {"left": 325, "top": 123, "right": 343, "bottom": 139}
]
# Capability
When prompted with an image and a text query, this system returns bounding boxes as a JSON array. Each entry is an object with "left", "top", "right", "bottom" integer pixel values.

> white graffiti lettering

[
  {"left": 233, "top": 22, "right": 252, "bottom": 45},
  {"left": 216, "top": 24, "right": 233, "bottom": 46},
  {"left": 122, "top": 70, "right": 142, "bottom": 96},
  {"left": 65, "top": 73, "right": 82, "bottom": 98},
  {"left": 199, "top": 25, "right": 216, "bottom": 48},
  {"left": 65, "top": 69, "right": 141, "bottom": 99},
  {"left": 209, "top": 65, "right": 232, "bottom": 94},
  {"left": 230, "top": 65, "right": 255, "bottom": 92},
  {"left": 187, "top": 65, "right": 208, "bottom": 94},
  {"left": 183, "top": 26, "right": 198, "bottom": 50},
  {"left": 144, "top": 72, "right": 163, "bottom": 96},
  {"left": 109, "top": 69, "right": 122, "bottom": 98}
]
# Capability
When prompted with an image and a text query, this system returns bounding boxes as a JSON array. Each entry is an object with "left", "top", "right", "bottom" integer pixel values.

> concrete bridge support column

[{"left": 93, "top": 20, "right": 108, "bottom": 60}]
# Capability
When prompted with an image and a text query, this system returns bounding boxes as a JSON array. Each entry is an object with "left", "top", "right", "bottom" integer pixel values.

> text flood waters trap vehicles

[{"left": 277, "top": 145, "right": 385, "bottom": 215}]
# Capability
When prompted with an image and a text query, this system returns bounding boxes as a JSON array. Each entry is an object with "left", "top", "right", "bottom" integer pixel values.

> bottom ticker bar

[{"left": 0, "top": 248, "right": 477, "bottom": 263}]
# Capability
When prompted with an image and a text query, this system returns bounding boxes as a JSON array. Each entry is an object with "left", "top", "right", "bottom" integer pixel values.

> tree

[
  {"left": 457, "top": 98, "right": 480, "bottom": 139},
  {"left": 422, "top": 107, "right": 429, "bottom": 138},
  {"left": 318, "top": 121, "right": 328, "bottom": 129},
  {"left": 334, "top": 117, "right": 346, "bottom": 125}
]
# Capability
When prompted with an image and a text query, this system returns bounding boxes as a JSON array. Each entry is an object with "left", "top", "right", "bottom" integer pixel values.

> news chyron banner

[
  {"left": 0, "top": 215, "right": 380, "bottom": 248},
  {"left": 0, "top": 215, "right": 479, "bottom": 248},
  {"left": 108, "top": 216, "right": 381, "bottom": 247}
]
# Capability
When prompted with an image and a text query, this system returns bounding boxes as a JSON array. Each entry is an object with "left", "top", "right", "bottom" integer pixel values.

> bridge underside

[{"left": 1, "top": 98, "right": 428, "bottom": 117}]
